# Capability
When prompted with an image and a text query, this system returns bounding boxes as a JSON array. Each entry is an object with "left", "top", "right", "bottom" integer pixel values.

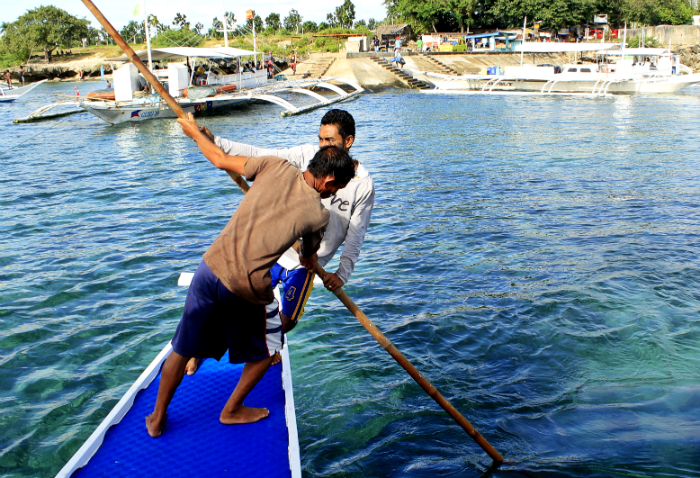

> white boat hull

[
  {"left": 82, "top": 97, "right": 250, "bottom": 124},
  {"left": 426, "top": 73, "right": 700, "bottom": 95},
  {"left": 0, "top": 79, "right": 48, "bottom": 102}
]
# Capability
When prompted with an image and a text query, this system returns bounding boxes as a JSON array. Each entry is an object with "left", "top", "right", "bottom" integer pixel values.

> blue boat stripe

[
  {"left": 266, "top": 309, "right": 278, "bottom": 319},
  {"left": 266, "top": 325, "right": 283, "bottom": 334}
]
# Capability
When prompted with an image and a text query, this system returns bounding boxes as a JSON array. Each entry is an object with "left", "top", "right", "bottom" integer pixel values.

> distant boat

[
  {"left": 0, "top": 79, "right": 48, "bottom": 102},
  {"left": 77, "top": 46, "right": 362, "bottom": 124},
  {"left": 415, "top": 44, "right": 700, "bottom": 96}
]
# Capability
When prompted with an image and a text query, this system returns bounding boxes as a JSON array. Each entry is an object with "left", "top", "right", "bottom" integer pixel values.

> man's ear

[{"left": 344, "top": 135, "right": 354, "bottom": 150}]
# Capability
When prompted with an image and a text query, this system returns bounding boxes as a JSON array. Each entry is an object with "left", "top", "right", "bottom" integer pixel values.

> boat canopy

[
  {"left": 464, "top": 32, "right": 511, "bottom": 39},
  {"left": 597, "top": 48, "right": 669, "bottom": 56},
  {"left": 513, "top": 42, "right": 618, "bottom": 53},
  {"left": 107, "top": 47, "right": 259, "bottom": 62}
]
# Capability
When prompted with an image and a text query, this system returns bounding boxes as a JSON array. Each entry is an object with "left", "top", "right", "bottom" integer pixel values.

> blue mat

[{"left": 73, "top": 353, "right": 290, "bottom": 478}]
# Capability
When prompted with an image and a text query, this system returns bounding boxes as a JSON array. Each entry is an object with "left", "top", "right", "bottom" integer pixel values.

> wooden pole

[
  {"left": 312, "top": 260, "right": 504, "bottom": 464},
  {"left": 79, "top": 0, "right": 249, "bottom": 193},
  {"left": 82, "top": 0, "right": 502, "bottom": 464}
]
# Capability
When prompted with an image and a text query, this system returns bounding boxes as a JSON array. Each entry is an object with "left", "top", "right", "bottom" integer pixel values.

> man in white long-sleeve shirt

[{"left": 188, "top": 110, "right": 375, "bottom": 373}]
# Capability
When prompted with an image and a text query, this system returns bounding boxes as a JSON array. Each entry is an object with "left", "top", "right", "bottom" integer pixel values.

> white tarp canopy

[
  {"left": 107, "top": 47, "right": 259, "bottom": 62},
  {"left": 513, "top": 42, "right": 618, "bottom": 53},
  {"left": 597, "top": 48, "right": 670, "bottom": 56}
]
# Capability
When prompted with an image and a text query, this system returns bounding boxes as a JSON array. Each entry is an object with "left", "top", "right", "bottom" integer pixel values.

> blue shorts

[
  {"left": 172, "top": 260, "right": 283, "bottom": 364},
  {"left": 270, "top": 263, "right": 315, "bottom": 323}
]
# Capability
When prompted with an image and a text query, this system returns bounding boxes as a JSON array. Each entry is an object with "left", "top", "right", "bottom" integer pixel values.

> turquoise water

[{"left": 1, "top": 82, "right": 700, "bottom": 477}]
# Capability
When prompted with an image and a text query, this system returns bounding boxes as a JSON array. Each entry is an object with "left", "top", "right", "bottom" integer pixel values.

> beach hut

[{"left": 376, "top": 24, "right": 413, "bottom": 51}]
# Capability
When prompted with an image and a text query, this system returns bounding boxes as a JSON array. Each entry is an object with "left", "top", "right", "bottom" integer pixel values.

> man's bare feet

[
  {"left": 185, "top": 357, "right": 203, "bottom": 375},
  {"left": 271, "top": 352, "right": 281, "bottom": 366},
  {"left": 145, "top": 413, "right": 166, "bottom": 437},
  {"left": 220, "top": 405, "right": 270, "bottom": 425}
]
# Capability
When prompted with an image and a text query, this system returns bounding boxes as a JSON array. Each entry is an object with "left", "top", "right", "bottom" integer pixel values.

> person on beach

[
  {"left": 374, "top": 37, "right": 380, "bottom": 52},
  {"left": 395, "top": 36, "right": 402, "bottom": 52},
  {"left": 290, "top": 52, "right": 297, "bottom": 75},
  {"left": 18, "top": 66, "right": 25, "bottom": 87},
  {"left": 4, "top": 71, "right": 12, "bottom": 89},
  {"left": 145, "top": 113, "right": 355, "bottom": 437},
  {"left": 188, "top": 110, "right": 375, "bottom": 374}
]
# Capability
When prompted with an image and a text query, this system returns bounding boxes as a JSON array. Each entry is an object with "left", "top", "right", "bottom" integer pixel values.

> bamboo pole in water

[{"left": 82, "top": 0, "right": 503, "bottom": 464}]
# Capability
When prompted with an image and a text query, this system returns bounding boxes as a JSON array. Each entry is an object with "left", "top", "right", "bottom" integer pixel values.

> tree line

[{"left": 386, "top": 0, "right": 698, "bottom": 34}]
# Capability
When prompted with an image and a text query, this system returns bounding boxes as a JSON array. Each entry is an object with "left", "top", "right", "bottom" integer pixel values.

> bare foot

[
  {"left": 271, "top": 352, "right": 281, "bottom": 366},
  {"left": 145, "top": 413, "right": 166, "bottom": 437},
  {"left": 185, "top": 357, "right": 203, "bottom": 375},
  {"left": 220, "top": 405, "right": 270, "bottom": 425}
]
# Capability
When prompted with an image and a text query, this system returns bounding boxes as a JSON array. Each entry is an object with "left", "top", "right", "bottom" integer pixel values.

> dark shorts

[
  {"left": 172, "top": 260, "right": 283, "bottom": 364},
  {"left": 270, "top": 263, "right": 315, "bottom": 323}
]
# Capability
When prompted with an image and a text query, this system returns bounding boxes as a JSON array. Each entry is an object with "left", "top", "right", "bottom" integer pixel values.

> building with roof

[{"left": 376, "top": 24, "right": 413, "bottom": 50}]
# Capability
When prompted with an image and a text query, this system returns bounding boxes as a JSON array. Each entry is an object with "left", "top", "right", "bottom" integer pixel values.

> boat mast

[
  {"left": 520, "top": 16, "right": 526, "bottom": 66},
  {"left": 143, "top": 0, "right": 153, "bottom": 71},
  {"left": 222, "top": 0, "right": 229, "bottom": 48}
]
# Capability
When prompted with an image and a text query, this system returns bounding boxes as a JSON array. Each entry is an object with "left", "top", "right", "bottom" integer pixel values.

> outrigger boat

[
  {"left": 56, "top": 281, "right": 301, "bottom": 478},
  {"left": 0, "top": 79, "right": 47, "bottom": 102},
  {"left": 415, "top": 42, "right": 700, "bottom": 96},
  {"left": 64, "top": 47, "right": 362, "bottom": 124}
]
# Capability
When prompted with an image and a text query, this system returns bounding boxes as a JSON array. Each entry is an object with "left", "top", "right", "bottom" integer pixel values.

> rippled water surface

[{"left": 2, "top": 82, "right": 700, "bottom": 477}]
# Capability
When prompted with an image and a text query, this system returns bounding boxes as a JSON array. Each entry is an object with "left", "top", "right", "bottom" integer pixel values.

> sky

[{"left": 2, "top": 0, "right": 388, "bottom": 31}]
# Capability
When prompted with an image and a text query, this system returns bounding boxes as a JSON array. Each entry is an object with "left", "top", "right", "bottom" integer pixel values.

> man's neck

[{"left": 303, "top": 170, "right": 317, "bottom": 192}]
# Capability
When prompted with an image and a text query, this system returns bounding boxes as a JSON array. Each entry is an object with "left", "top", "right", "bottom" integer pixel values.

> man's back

[{"left": 204, "top": 156, "right": 329, "bottom": 304}]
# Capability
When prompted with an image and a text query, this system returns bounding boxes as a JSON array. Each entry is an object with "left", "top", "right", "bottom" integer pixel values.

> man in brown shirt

[{"left": 145, "top": 113, "right": 355, "bottom": 437}]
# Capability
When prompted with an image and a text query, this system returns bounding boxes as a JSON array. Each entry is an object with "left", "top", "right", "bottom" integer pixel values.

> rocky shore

[{"left": 673, "top": 45, "right": 700, "bottom": 72}]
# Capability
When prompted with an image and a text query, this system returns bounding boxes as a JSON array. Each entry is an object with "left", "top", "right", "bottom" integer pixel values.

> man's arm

[
  {"left": 325, "top": 179, "right": 375, "bottom": 289},
  {"left": 178, "top": 114, "right": 247, "bottom": 174},
  {"left": 201, "top": 128, "right": 317, "bottom": 170}
]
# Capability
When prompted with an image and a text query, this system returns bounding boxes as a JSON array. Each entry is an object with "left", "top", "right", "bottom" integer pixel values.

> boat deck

[{"left": 58, "top": 336, "right": 300, "bottom": 478}]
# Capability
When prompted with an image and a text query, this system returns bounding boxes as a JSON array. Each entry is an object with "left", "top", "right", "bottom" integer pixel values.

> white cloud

[{"left": 2, "top": 0, "right": 387, "bottom": 30}]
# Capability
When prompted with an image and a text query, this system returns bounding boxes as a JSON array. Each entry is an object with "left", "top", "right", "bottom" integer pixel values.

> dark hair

[
  {"left": 321, "top": 109, "right": 355, "bottom": 141},
  {"left": 307, "top": 146, "right": 355, "bottom": 185}
]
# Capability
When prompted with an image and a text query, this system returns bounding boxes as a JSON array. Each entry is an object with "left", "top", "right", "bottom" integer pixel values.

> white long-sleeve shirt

[{"left": 215, "top": 136, "right": 375, "bottom": 284}]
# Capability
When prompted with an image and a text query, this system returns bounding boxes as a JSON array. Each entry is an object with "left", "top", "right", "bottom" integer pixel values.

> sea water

[{"left": 1, "top": 82, "right": 699, "bottom": 477}]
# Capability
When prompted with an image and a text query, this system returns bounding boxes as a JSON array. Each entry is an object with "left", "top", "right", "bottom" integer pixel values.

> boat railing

[{"left": 208, "top": 70, "right": 267, "bottom": 90}]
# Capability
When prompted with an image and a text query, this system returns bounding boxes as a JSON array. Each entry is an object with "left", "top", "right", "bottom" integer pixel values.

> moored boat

[
  {"left": 415, "top": 44, "right": 700, "bottom": 95},
  {"left": 0, "top": 79, "right": 48, "bottom": 102}
]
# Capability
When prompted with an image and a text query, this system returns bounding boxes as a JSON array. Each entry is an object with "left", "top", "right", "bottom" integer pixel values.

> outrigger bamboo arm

[{"left": 82, "top": 0, "right": 502, "bottom": 464}]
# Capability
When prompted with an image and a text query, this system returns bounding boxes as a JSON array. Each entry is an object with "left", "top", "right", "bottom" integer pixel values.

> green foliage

[
  {"left": 354, "top": 19, "right": 367, "bottom": 28},
  {"left": 284, "top": 9, "right": 302, "bottom": 32},
  {"left": 0, "top": 6, "right": 89, "bottom": 63},
  {"left": 318, "top": 22, "right": 330, "bottom": 30},
  {"left": 384, "top": 0, "right": 697, "bottom": 32},
  {"left": 368, "top": 18, "right": 377, "bottom": 30},
  {"left": 265, "top": 13, "right": 281, "bottom": 30},
  {"left": 120, "top": 20, "right": 144, "bottom": 43},
  {"left": 626, "top": 34, "right": 661, "bottom": 48},
  {"left": 246, "top": 14, "right": 263, "bottom": 33},
  {"left": 152, "top": 27, "right": 203, "bottom": 47},
  {"left": 333, "top": 0, "right": 356, "bottom": 28},
  {"left": 488, "top": 0, "right": 596, "bottom": 30},
  {"left": 0, "top": 50, "right": 23, "bottom": 68},
  {"left": 173, "top": 13, "right": 189, "bottom": 29},
  {"left": 303, "top": 21, "right": 318, "bottom": 33},
  {"left": 211, "top": 17, "right": 223, "bottom": 38}
]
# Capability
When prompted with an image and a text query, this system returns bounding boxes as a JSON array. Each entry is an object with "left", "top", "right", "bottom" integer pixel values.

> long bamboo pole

[
  {"left": 311, "top": 259, "right": 504, "bottom": 464},
  {"left": 82, "top": 0, "right": 503, "bottom": 464}
]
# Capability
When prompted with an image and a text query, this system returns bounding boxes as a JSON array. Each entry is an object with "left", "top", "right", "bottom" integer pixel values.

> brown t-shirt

[{"left": 203, "top": 156, "right": 329, "bottom": 304}]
